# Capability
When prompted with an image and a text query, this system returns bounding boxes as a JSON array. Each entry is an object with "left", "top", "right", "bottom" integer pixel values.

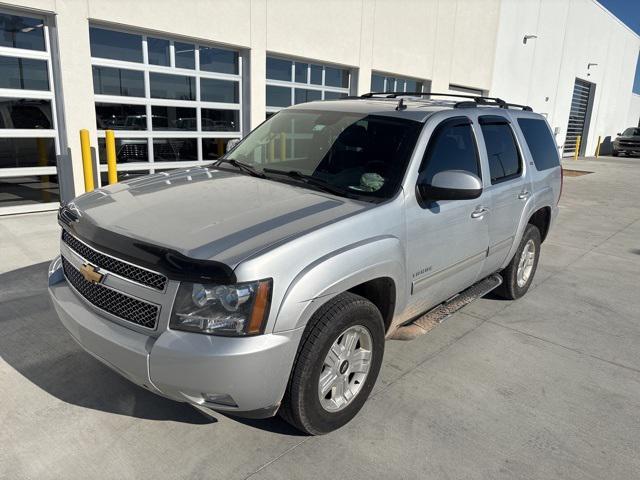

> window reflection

[
  {"left": 89, "top": 27, "right": 143, "bottom": 63},
  {"left": 153, "top": 138, "right": 197, "bottom": 161},
  {"left": 0, "top": 137, "right": 55, "bottom": 168},
  {"left": 95, "top": 103, "right": 146, "bottom": 130},
  {"left": 147, "top": 37, "right": 170, "bottom": 66},
  {"left": 201, "top": 109, "right": 239, "bottom": 131},
  {"left": 0, "top": 98, "right": 52, "bottom": 129},
  {"left": 0, "top": 13, "right": 45, "bottom": 51},
  {"left": 98, "top": 138, "right": 149, "bottom": 164},
  {"left": 0, "top": 56, "right": 49, "bottom": 90},
  {"left": 92, "top": 66, "right": 144, "bottom": 97},
  {"left": 151, "top": 106, "right": 197, "bottom": 131},
  {"left": 150, "top": 72, "right": 195, "bottom": 100},
  {"left": 175, "top": 42, "right": 195, "bottom": 69},
  {"left": 199, "top": 46, "right": 238, "bottom": 74}
]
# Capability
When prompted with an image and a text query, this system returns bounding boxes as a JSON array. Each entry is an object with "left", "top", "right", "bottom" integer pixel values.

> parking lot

[{"left": 1, "top": 156, "right": 639, "bottom": 479}]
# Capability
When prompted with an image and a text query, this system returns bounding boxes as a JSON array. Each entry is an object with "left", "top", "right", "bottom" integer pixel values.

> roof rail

[{"left": 359, "top": 91, "right": 533, "bottom": 111}]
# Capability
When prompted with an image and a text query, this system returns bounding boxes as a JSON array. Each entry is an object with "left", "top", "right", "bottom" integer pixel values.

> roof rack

[{"left": 359, "top": 92, "right": 533, "bottom": 111}]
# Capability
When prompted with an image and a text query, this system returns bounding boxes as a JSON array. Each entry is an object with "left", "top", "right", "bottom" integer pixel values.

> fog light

[{"left": 202, "top": 393, "right": 237, "bottom": 407}]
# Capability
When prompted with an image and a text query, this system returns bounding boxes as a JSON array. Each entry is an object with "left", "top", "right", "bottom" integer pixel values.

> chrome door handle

[
  {"left": 518, "top": 190, "right": 531, "bottom": 200},
  {"left": 471, "top": 207, "right": 489, "bottom": 218}
]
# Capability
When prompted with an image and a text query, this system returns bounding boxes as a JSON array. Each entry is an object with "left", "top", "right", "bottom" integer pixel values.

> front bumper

[{"left": 48, "top": 257, "right": 303, "bottom": 417}]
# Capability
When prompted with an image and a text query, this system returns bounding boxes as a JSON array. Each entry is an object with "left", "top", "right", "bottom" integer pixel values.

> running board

[{"left": 390, "top": 273, "right": 503, "bottom": 341}]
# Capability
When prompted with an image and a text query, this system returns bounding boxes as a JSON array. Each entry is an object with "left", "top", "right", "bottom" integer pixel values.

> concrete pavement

[{"left": 1, "top": 156, "right": 639, "bottom": 479}]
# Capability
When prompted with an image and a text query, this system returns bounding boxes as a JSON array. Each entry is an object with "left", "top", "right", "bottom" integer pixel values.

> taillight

[{"left": 558, "top": 166, "right": 563, "bottom": 205}]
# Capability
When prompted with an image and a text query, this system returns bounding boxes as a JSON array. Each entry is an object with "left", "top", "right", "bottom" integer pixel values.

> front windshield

[
  {"left": 623, "top": 128, "right": 640, "bottom": 136},
  {"left": 226, "top": 109, "right": 422, "bottom": 201}
]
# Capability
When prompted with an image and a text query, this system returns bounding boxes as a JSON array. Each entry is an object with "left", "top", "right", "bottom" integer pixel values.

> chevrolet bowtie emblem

[{"left": 80, "top": 263, "right": 104, "bottom": 284}]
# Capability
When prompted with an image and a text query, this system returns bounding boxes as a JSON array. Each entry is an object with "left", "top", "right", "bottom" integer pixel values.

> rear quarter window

[{"left": 517, "top": 118, "right": 560, "bottom": 171}]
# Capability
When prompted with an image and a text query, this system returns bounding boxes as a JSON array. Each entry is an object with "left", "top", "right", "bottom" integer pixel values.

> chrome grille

[
  {"left": 62, "top": 256, "right": 159, "bottom": 329},
  {"left": 62, "top": 230, "right": 167, "bottom": 291}
]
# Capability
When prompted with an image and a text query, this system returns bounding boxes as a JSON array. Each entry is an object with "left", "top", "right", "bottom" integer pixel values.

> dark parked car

[{"left": 612, "top": 127, "right": 640, "bottom": 157}]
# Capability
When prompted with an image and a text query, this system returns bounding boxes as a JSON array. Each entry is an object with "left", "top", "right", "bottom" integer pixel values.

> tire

[
  {"left": 612, "top": 149, "right": 619, "bottom": 157},
  {"left": 495, "top": 224, "right": 541, "bottom": 300},
  {"left": 279, "top": 292, "right": 385, "bottom": 435}
]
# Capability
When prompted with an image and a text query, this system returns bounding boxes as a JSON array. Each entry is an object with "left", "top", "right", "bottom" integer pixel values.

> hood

[{"left": 67, "top": 167, "right": 370, "bottom": 268}]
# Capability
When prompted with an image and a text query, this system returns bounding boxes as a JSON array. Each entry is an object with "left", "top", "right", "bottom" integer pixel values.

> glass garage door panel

[
  {"left": 563, "top": 79, "right": 593, "bottom": 157},
  {"left": 0, "top": 10, "right": 61, "bottom": 213}
]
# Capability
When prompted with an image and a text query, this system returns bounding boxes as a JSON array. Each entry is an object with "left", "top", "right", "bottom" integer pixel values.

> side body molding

[{"left": 273, "top": 236, "right": 406, "bottom": 333}]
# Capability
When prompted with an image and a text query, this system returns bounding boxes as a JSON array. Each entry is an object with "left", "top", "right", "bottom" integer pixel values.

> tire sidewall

[
  {"left": 507, "top": 224, "right": 541, "bottom": 298},
  {"left": 298, "top": 299, "right": 384, "bottom": 434}
]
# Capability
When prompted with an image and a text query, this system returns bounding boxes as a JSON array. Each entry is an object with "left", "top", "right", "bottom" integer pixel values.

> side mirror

[
  {"left": 417, "top": 170, "right": 482, "bottom": 202},
  {"left": 226, "top": 138, "right": 241, "bottom": 153},
  {"left": 616, "top": 132, "right": 622, "bottom": 136}
]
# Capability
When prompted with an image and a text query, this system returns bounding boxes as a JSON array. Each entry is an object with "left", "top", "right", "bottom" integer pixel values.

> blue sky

[{"left": 598, "top": 0, "right": 640, "bottom": 93}]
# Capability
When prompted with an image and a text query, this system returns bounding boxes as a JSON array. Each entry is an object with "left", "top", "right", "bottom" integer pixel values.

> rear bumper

[{"left": 48, "top": 257, "right": 303, "bottom": 417}]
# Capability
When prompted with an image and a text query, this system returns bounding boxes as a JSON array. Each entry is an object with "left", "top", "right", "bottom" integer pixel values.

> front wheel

[
  {"left": 279, "top": 292, "right": 385, "bottom": 435},
  {"left": 612, "top": 149, "right": 619, "bottom": 157},
  {"left": 496, "top": 224, "right": 541, "bottom": 300}
]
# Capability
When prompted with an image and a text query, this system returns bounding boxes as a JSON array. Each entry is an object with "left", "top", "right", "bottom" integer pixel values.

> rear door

[{"left": 478, "top": 114, "right": 531, "bottom": 275}]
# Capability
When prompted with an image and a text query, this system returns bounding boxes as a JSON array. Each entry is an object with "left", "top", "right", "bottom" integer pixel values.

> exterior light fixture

[{"left": 523, "top": 35, "right": 538, "bottom": 44}]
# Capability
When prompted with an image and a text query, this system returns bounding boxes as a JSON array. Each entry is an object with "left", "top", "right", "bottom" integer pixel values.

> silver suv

[{"left": 48, "top": 93, "right": 562, "bottom": 434}]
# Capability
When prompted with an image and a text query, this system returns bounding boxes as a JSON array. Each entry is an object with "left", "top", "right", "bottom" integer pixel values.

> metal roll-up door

[{"left": 562, "top": 78, "right": 595, "bottom": 157}]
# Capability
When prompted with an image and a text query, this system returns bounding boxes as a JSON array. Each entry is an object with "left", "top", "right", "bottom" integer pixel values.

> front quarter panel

[{"left": 273, "top": 236, "right": 405, "bottom": 332}]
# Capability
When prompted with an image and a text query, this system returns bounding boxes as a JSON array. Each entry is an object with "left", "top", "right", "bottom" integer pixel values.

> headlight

[{"left": 170, "top": 279, "right": 272, "bottom": 336}]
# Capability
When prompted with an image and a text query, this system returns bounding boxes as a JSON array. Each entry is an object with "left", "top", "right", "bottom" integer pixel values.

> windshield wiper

[
  {"left": 213, "top": 158, "right": 266, "bottom": 178},
  {"left": 262, "top": 168, "right": 350, "bottom": 197}
]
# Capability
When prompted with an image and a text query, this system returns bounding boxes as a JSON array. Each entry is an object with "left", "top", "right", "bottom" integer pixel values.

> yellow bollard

[
  {"left": 595, "top": 135, "right": 601, "bottom": 158},
  {"left": 105, "top": 130, "right": 118, "bottom": 185},
  {"left": 269, "top": 138, "right": 275, "bottom": 162},
  {"left": 280, "top": 132, "right": 286, "bottom": 161},
  {"left": 217, "top": 139, "right": 224, "bottom": 158},
  {"left": 80, "top": 129, "right": 94, "bottom": 192},
  {"left": 573, "top": 135, "right": 581, "bottom": 161}
]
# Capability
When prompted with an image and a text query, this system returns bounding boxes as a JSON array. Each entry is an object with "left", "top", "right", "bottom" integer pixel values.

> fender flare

[{"left": 273, "top": 235, "right": 405, "bottom": 333}]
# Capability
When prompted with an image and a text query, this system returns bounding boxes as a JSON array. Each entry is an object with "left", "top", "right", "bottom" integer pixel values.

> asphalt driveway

[{"left": 1, "top": 156, "right": 639, "bottom": 479}]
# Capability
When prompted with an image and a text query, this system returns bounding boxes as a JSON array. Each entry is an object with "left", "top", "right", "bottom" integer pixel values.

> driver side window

[{"left": 419, "top": 118, "right": 480, "bottom": 184}]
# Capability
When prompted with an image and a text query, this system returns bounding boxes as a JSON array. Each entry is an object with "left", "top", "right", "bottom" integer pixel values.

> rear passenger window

[
  {"left": 517, "top": 118, "right": 560, "bottom": 171},
  {"left": 480, "top": 119, "right": 521, "bottom": 183},
  {"left": 420, "top": 118, "right": 480, "bottom": 183}
]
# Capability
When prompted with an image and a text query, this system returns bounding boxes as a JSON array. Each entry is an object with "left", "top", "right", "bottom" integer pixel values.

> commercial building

[{"left": 0, "top": 0, "right": 638, "bottom": 215}]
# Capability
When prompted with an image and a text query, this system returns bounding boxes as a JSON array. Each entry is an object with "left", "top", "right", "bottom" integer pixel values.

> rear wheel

[
  {"left": 279, "top": 292, "right": 384, "bottom": 435},
  {"left": 496, "top": 224, "right": 541, "bottom": 300}
]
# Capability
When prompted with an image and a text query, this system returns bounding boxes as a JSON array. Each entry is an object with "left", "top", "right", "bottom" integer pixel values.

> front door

[{"left": 404, "top": 116, "right": 490, "bottom": 319}]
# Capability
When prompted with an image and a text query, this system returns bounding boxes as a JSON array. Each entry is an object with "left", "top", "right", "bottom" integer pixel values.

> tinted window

[
  {"left": 92, "top": 66, "right": 144, "bottom": 97},
  {"left": 199, "top": 46, "right": 238, "bottom": 74},
  {"left": 622, "top": 127, "right": 640, "bottom": 136},
  {"left": 325, "top": 67, "right": 349, "bottom": 88},
  {"left": 98, "top": 138, "right": 148, "bottom": 164},
  {"left": 149, "top": 73, "right": 195, "bottom": 100},
  {"left": 295, "top": 62, "right": 308, "bottom": 83},
  {"left": 517, "top": 118, "right": 560, "bottom": 171},
  {"left": 201, "top": 109, "right": 239, "bottom": 131},
  {"left": 0, "top": 137, "right": 55, "bottom": 168},
  {"left": 147, "top": 37, "right": 170, "bottom": 66},
  {"left": 175, "top": 42, "right": 195, "bottom": 69},
  {"left": 95, "top": 103, "right": 146, "bottom": 130},
  {"left": 151, "top": 106, "right": 197, "bottom": 130},
  {"left": 310, "top": 64, "right": 322, "bottom": 84},
  {"left": 480, "top": 122, "right": 521, "bottom": 183},
  {"left": 200, "top": 78, "right": 238, "bottom": 103},
  {"left": 420, "top": 121, "right": 479, "bottom": 184},
  {"left": 153, "top": 138, "right": 197, "bottom": 161},
  {"left": 371, "top": 74, "right": 384, "bottom": 91},
  {"left": 294, "top": 88, "right": 322, "bottom": 104},
  {"left": 203, "top": 138, "right": 232, "bottom": 160},
  {"left": 0, "top": 13, "right": 45, "bottom": 51},
  {"left": 0, "top": 56, "right": 48, "bottom": 90},
  {"left": 266, "top": 85, "right": 291, "bottom": 107},
  {"left": 266, "top": 57, "right": 291, "bottom": 81},
  {"left": 89, "top": 27, "right": 142, "bottom": 63},
  {"left": 0, "top": 98, "right": 51, "bottom": 128}
]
